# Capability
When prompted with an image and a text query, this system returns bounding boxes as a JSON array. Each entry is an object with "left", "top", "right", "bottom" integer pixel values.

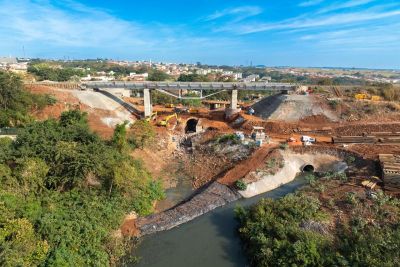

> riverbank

[
  {"left": 133, "top": 176, "right": 309, "bottom": 267},
  {"left": 240, "top": 150, "right": 347, "bottom": 198},
  {"left": 135, "top": 182, "right": 240, "bottom": 236},
  {"left": 131, "top": 146, "right": 363, "bottom": 237}
]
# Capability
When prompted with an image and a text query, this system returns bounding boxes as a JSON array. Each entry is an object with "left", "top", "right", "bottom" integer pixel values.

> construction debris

[{"left": 379, "top": 154, "right": 400, "bottom": 194}]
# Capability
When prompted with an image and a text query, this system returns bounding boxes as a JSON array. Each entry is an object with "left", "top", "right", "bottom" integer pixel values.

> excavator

[
  {"left": 157, "top": 113, "right": 179, "bottom": 127},
  {"left": 145, "top": 112, "right": 158, "bottom": 122}
]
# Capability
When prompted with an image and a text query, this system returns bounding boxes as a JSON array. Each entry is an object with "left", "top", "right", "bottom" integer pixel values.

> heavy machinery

[
  {"left": 145, "top": 112, "right": 157, "bottom": 122},
  {"left": 355, "top": 93, "right": 368, "bottom": 100},
  {"left": 157, "top": 113, "right": 179, "bottom": 127},
  {"left": 189, "top": 108, "right": 200, "bottom": 114},
  {"left": 301, "top": 135, "right": 316, "bottom": 146},
  {"left": 355, "top": 93, "right": 381, "bottom": 101}
]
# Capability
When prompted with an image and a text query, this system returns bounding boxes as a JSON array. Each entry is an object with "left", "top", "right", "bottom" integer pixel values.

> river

[{"left": 134, "top": 176, "right": 308, "bottom": 267}]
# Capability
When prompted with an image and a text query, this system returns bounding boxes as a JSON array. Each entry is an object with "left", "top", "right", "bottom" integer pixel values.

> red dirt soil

[
  {"left": 218, "top": 144, "right": 276, "bottom": 186},
  {"left": 26, "top": 85, "right": 119, "bottom": 139}
]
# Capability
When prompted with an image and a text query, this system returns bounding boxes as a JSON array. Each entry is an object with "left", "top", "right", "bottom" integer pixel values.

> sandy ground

[
  {"left": 254, "top": 94, "right": 339, "bottom": 122},
  {"left": 240, "top": 150, "right": 346, "bottom": 198},
  {"left": 27, "top": 86, "right": 135, "bottom": 138}
]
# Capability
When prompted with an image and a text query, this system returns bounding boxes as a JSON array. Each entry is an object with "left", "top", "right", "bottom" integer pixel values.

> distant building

[
  {"left": 0, "top": 57, "right": 28, "bottom": 72},
  {"left": 0, "top": 57, "right": 17, "bottom": 64},
  {"left": 242, "top": 74, "right": 260, "bottom": 82},
  {"left": 260, "top": 76, "right": 272, "bottom": 82},
  {"left": 129, "top": 72, "right": 149, "bottom": 81}
]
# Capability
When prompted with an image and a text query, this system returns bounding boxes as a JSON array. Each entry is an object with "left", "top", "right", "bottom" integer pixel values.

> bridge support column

[
  {"left": 143, "top": 89, "right": 152, "bottom": 117},
  {"left": 225, "top": 89, "right": 240, "bottom": 118},
  {"left": 230, "top": 89, "right": 238, "bottom": 109}
]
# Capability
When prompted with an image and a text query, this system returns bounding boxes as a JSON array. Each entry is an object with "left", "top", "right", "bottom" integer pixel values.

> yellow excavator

[
  {"left": 145, "top": 112, "right": 158, "bottom": 122},
  {"left": 157, "top": 113, "right": 179, "bottom": 127}
]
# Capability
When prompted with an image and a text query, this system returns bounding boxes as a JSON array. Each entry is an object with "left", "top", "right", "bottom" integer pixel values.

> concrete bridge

[
  {"left": 82, "top": 81, "right": 297, "bottom": 117},
  {"left": 27, "top": 81, "right": 297, "bottom": 117}
]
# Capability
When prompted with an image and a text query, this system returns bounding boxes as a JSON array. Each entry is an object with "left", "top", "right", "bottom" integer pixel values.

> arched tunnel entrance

[
  {"left": 185, "top": 119, "right": 198, "bottom": 134},
  {"left": 302, "top": 164, "right": 315, "bottom": 172}
]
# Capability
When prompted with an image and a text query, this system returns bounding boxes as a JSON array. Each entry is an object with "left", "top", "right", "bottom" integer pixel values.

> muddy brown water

[{"left": 133, "top": 175, "right": 308, "bottom": 267}]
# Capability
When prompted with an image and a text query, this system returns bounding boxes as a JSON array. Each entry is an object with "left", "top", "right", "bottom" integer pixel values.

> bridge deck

[{"left": 83, "top": 81, "right": 296, "bottom": 91}]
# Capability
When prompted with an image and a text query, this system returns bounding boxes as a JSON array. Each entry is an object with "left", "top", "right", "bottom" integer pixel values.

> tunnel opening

[
  {"left": 185, "top": 119, "right": 198, "bottom": 134},
  {"left": 302, "top": 164, "right": 315, "bottom": 172}
]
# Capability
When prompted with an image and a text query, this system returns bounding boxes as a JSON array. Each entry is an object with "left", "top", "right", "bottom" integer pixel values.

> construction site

[{"left": 26, "top": 83, "right": 400, "bottom": 236}]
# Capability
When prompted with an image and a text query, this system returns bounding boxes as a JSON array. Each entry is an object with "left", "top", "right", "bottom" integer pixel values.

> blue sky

[{"left": 1, "top": 0, "right": 399, "bottom": 68}]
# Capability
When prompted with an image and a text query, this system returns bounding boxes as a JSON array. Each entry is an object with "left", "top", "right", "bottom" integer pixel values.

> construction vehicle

[
  {"left": 189, "top": 108, "right": 200, "bottom": 114},
  {"left": 174, "top": 107, "right": 189, "bottom": 114},
  {"left": 145, "top": 112, "right": 157, "bottom": 122},
  {"left": 355, "top": 93, "right": 382, "bottom": 101},
  {"left": 247, "top": 107, "right": 255, "bottom": 115},
  {"left": 371, "top": 95, "right": 382, "bottom": 101},
  {"left": 157, "top": 113, "right": 179, "bottom": 127},
  {"left": 165, "top": 103, "right": 175, "bottom": 108},
  {"left": 301, "top": 135, "right": 316, "bottom": 143},
  {"left": 355, "top": 93, "right": 368, "bottom": 100}
]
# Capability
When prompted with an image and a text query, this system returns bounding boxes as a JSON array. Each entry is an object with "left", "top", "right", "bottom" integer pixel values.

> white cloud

[
  {"left": 299, "top": 23, "right": 400, "bottom": 51},
  {"left": 299, "top": 0, "right": 324, "bottom": 7},
  {"left": 205, "top": 6, "right": 262, "bottom": 22},
  {"left": 216, "top": 6, "right": 400, "bottom": 34},
  {"left": 0, "top": 0, "right": 151, "bottom": 48},
  {"left": 0, "top": 0, "right": 240, "bottom": 58},
  {"left": 317, "top": 0, "right": 376, "bottom": 14}
]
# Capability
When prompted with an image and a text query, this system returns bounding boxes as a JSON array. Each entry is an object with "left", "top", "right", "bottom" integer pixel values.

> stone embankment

[{"left": 135, "top": 182, "right": 240, "bottom": 236}]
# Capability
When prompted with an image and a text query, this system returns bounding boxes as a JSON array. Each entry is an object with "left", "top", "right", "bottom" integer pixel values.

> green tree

[
  {"left": 148, "top": 70, "right": 170, "bottom": 81},
  {"left": 112, "top": 121, "right": 129, "bottom": 152},
  {"left": 0, "top": 71, "right": 53, "bottom": 127},
  {"left": 129, "top": 120, "right": 156, "bottom": 149},
  {"left": 16, "top": 158, "right": 49, "bottom": 196},
  {"left": 0, "top": 218, "right": 49, "bottom": 267},
  {"left": 178, "top": 74, "right": 210, "bottom": 82}
]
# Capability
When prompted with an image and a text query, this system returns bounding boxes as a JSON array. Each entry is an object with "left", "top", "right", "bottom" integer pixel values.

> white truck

[{"left": 301, "top": 136, "right": 316, "bottom": 145}]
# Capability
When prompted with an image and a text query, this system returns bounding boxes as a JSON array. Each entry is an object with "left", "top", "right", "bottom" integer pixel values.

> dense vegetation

[
  {"left": 0, "top": 71, "right": 56, "bottom": 127},
  {"left": 236, "top": 176, "right": 400, "bottom": 267},
  {"left": 28, "top": 63, "right": 86, "bottom": 82},
  {"left": 0, "top": 110, "right": 164, "bottom": 266}
]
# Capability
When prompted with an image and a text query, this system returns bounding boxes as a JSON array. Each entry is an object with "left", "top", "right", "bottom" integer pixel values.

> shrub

[
  {"left": 328, "top": 99, "right": 339, "bottom": 110},
  {"left": 217, "top": 134, "right": 240, "bottom": 144},
  {"left": 305, "top": 173, "right": 317, "bottom": 185},
  {"left": 346, "top": 155, "right": 356, "bottom": 164},
  {"left": 129, "top": 120, "right": 156, "bottom": 149},
  {"left": 279, "top": 142, "right": 289, "bottom": 150},
  {"left": 345, "top": 192, "right": 358, "bottom": 205},
  {"left": 235, "top": 180, "right": 247, "bottom": 191}
]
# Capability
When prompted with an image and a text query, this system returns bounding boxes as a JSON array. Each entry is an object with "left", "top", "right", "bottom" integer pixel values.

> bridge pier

[
  {"left": 143, "top": 89, "right": 153, "bottom": 117},
  {"left": 225, "top": 89, "right": 240, "bottom": 118},
  {"left": 230, "top": 89, "right": 238, "bottom": 109}
]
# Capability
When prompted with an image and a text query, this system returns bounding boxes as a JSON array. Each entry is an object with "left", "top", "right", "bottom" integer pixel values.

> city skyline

[{"left": 1, "top": 0, "right": 399, "bottom": 69}]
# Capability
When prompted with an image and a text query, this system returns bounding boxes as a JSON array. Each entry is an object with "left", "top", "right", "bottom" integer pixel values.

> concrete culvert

[
  {"left": 302, "top": 164, "right": 315, "bottom": 172},
  {"left": 185, "top": 119, "right": 198, "bottom": 133}
]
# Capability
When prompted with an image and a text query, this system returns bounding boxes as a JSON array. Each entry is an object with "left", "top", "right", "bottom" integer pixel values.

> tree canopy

[
  {"left": 0, "top": 71, "right": 55, "bottom": 127},
  {"left": 0, "top": 110, "right": 164, "bottom": 266}
]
